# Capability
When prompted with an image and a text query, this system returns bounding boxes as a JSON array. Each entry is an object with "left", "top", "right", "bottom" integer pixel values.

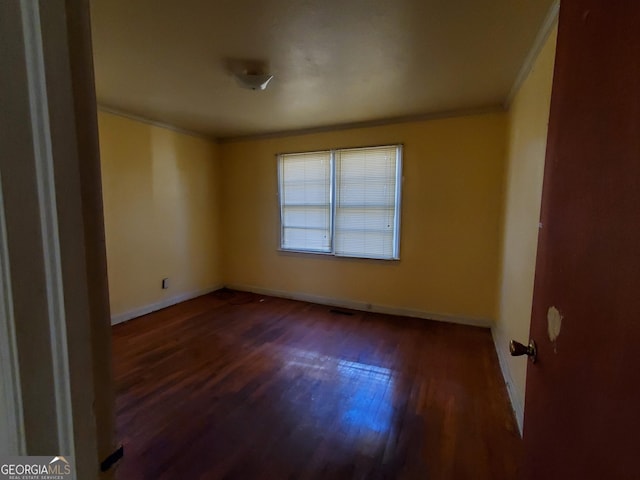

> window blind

[
  {"left": 334, "top": 146, "right": 400, "bottom": 259},
  {"left": 278, "top": 151, "right": 332, "bottom": 252},
  {"left": 277, "top": 145, "right": 401, "bottom": 259}
]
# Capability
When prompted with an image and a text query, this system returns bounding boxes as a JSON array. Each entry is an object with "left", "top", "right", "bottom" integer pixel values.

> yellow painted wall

[
  {"left": 98, "top": 111, "right": 223, "bottom": 321},
  {"left": 220, "top": 113, "right": 507, "bottom": 323},
  {"left": 495, "top": 26, "right": 558, "bottom": 426}
]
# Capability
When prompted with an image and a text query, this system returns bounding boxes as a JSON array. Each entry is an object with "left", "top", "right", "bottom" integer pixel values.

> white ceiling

[{"left": 90, "top": 0, "right": 556, "bottom": 140}]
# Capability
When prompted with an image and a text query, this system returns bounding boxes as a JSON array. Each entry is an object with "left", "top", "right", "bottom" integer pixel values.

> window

[
  {"left": 278, "top": 145, "right": 402, "bottom": 260},
  {"left": 278, "top": 150, "right": 332, "bottom": 253}
]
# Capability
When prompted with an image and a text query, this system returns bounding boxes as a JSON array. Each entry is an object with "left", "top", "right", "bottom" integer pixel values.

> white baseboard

[
  {"left": 225, "top": 283, "right": 493, "bottom": 328},
  {"left": 110, "top": 284, "right": 223, "bottom": 325},
  {"left": 491, "top": 328, "right": 524, "bottom": 435}
]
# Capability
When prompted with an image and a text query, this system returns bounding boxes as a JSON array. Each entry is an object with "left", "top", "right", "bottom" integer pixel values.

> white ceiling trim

[
  {"left": 504, "top": 0, "right": 560, "bottom": 108},
  {"left": 219, "top": 105, "right": 505, "bottom": 144},
  {"left": 98, "top": 103, "right": 505, "bottom": 144},
  {"left": 97, "top": 104, "right": 218, "bottom": 142}
]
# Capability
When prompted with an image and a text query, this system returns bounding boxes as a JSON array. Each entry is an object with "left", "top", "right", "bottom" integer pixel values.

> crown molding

[
  {"left": 98, "top": 104, "right": 505, "bottom": 145},
  {"left": 97, "top": 104, "right": 218, "bottom": 142},
  {"left": 504, "top": 0, "right": 560, "bottom": 108},
  {"left": 218, "top": 105, "right": 504, "bottom": 144}
]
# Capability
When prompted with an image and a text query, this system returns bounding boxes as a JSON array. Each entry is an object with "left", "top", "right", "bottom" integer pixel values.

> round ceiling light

[{"left": 235, "top": 73, "right": 274, "bottom": 91}]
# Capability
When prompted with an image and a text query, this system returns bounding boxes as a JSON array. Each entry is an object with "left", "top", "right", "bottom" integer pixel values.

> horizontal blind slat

[
  {"left": 335, "top": 145, "right": 400, "bottom": 259},
  {"left": 279, "top": 151, "right": 332, "bottom": 252}
]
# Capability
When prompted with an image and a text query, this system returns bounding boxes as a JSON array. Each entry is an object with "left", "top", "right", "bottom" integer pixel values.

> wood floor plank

[{"left": 112, "top": 289, "right": 521, "bottom": 479}]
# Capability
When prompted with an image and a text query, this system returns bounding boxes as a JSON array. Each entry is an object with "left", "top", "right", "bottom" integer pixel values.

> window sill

[{"left": 277, "top": 248, "right": 400, "bottom": 262}]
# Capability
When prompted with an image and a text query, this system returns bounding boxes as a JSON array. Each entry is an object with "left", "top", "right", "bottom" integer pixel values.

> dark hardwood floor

[{"left": 112, "top": 289, "right": 521, "bottom": 479}]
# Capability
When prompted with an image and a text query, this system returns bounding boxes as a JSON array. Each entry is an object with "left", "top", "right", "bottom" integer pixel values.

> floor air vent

[{"left": 329, "top": 309, "right": 354, "bottom": 316}]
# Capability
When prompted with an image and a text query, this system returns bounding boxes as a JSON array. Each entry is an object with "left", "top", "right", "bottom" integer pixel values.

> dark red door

[{"left": 522, "top": 2, "right": 640, "bottom": 479}]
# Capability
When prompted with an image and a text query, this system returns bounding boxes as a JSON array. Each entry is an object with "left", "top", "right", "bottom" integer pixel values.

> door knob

[{"left": 510, "top": 339, "right": 537, "bottom": 363}]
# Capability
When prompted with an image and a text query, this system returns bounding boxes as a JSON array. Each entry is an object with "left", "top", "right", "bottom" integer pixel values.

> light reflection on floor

[
  {"left": 280, "top": 346, "right": 395, "bottom": 452},
  {"left": 337, "top": 359, "right": 394, "bottom": 434}
]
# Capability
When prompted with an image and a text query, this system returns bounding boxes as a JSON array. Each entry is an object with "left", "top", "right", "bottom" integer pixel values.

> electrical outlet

[{"left": 162, "top": 278, "right": 169, "bottom": 289}]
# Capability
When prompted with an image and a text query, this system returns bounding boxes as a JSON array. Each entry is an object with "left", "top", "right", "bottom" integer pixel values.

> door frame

[
  {"left": 0, "top": 172, "right": 25, "bottom": 456},
  {"left": 0, "top": 0, "right": 116, "bottom": 476}
]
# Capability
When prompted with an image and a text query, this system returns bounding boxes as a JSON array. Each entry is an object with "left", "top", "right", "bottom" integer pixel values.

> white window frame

[{"left": 278, "top": 144, "right": 402, "bottom": 260}]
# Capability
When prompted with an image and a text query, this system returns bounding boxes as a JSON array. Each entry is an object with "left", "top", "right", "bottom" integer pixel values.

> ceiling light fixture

[{"left": 235, "top": 72, "right": 274, "bottom": 91}]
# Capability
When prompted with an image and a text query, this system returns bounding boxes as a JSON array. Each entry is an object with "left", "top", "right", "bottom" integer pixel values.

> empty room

[
  {"left": 92, "top": 0, "right": 553, "bottom": 477},
  {"left": 3, "top": 0, "right": 639, "bottom": 479}
]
